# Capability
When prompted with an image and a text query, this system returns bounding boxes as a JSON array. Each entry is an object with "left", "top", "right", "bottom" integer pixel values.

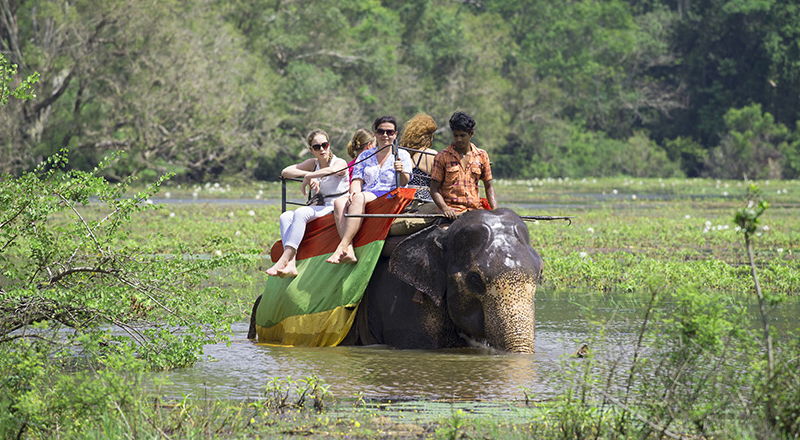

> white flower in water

[
  {"left": 248, "top": 210, "right": 256, "bottom": 216},
  {"left": 528, "top": 187, "right": 533, "bottom": 192},
  {"left": 255, "top": 194, "right": 261, "bottom": 199},
  {"left": 705, "top": 220, "right": 712, "bottom": 227},
  {"left": 661, "top": 183, "right": 666, "bottom": 188},
  {"left": 192, "top": 192, "right": 199, "bottom": 199},
  {"left": 587, "top": 227, "right": 594, "bottom": 233},
  {"left": 165, "top": 192, "right": 171, "bottom": 199},
  {"left": 762, "top": 225, "right": 769, "bottom": 231},
  {"left": 685, "top": 214, "right": 691, "bottom": 219},
  {"left": 145, "top": 199, "right": 153, "bottom": 205},
  {"left": 214, "top": 182, "right": 220, "bottom": 188},
  {"left": 612, "top": 189, "right": 618, "bottom": 194},
  {"left": 631, "top": 194, "right": 637, "bottom": 200},
  {"left": 579, "top": 252, "right": 588, "bottom": 259},
  {"left": 169, "top": 212, "right": 176, "bottom": 218},
  {"left": 723, "top": 224, "right": 729, "bottom": 229},
  {"left": 215, "top": 250, "right": 222, "bottom": 256},
  {"left": 723, "top": 191, "right": 728, "bottom": 196},
  {"left": 777, "top": 248, "right": 784, "bottom": 253},
  {"left": 228, "top": 211, "right": 234, "bottom": 218}
]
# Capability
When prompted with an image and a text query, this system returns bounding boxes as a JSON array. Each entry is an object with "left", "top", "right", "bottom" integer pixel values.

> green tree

[
  {"left": 663, "top": 0, "right": 788, "bottom": 146},
  {"left": 0, "top": 151, "right": 242, "bottom": 436},
  {"left": 705, "top": 104, "right": 788, "bottom": 179},
  {"left": 0, "top": 53, "right": 37, "bottom": 105}
]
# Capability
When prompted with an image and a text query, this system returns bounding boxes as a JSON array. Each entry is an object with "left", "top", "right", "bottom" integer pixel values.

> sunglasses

[
  {"left": 311, "top": 142, "right": 330, "bottom": 151},
  {"left": 376, "top": 128, "right": 396, "bottom": 136}
]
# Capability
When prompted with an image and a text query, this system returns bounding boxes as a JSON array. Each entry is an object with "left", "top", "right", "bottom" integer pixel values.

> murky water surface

[{"left": 149, "top": 293, "right": 645, "bottom": 401}]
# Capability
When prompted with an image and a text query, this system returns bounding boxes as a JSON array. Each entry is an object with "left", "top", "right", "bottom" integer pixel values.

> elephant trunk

[{"left": 484, "top": 278, "right": 536, "bottom": 354}]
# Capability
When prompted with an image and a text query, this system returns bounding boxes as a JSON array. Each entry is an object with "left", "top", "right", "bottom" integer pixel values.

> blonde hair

[
  {"left": 400, "top": 113, "right": 437, "bottom": 151},
  {"left": 347, "top": 128, "right": 375, "bottom": 159},
  {"left": 306, "top": 129, "right": 329, "bottom": 147}
]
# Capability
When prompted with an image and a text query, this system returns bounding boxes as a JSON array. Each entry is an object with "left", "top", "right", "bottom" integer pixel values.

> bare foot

[
  {"left": 339, "top": 248, "right": 357, "bottom": 264},
  {"left": 276, "top": 260, "right": 298, "bottom": 278},
  {"left": 326, "top": 249, "right": 343, "bottom": 264},
  {"left": 265, "top": 261, "right": 285, "bottom": 276}
]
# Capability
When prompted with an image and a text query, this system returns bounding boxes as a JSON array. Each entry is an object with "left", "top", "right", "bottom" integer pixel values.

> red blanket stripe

[{"left": 270, "top": 188, "right": 417, "bottom": 262}]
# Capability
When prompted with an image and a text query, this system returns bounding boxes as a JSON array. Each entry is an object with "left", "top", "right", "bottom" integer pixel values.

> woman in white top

[{"left": 266, "top": 129, "right": 349, "bottom": 277}]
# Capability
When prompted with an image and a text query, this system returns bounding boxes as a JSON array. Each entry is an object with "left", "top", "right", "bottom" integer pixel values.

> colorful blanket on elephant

[{"left": 253, "top": 187, "right": 416, "bottom": 347}]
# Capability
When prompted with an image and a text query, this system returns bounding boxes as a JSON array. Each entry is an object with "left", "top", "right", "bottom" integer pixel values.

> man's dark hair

[
  {"left": 372, "top": 115, "right": 398, "bottom": 132},
  {"left": 449, "top": 111, "right": 476, "bottom": 132}
]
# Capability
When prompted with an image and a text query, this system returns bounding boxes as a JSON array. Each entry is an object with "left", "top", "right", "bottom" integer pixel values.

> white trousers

[{"left": 279, "top": 205, "right": 334, "bottom": 250}]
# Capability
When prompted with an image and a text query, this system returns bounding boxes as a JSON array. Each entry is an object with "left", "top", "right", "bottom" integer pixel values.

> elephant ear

[{"left": 388, "top": 225, "right": 448, "bottom": 307}]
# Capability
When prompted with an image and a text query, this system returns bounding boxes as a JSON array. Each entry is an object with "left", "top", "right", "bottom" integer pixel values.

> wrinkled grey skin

[{"left": 249, "top": 208, "right": 543, "bottom": 353}]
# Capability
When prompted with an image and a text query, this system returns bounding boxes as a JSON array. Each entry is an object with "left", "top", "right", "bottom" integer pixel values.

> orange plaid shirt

[{"left": 430, "top": 143, "right": 493, "bottom": 213}]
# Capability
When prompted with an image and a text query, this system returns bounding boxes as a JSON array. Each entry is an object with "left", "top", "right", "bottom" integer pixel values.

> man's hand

[{"left": 442, "top": 206, "right": 458, "bottom": 220}]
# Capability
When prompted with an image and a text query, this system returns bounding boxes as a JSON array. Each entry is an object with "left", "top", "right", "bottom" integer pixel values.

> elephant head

[{"left": 388, "top": 208, "right": 543, "bottom": 353}]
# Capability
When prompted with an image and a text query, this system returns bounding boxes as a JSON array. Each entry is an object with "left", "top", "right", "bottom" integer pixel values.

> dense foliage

[
  {"left": 0, "top": 152, "right": 253, "bottom": 438},
  {"left": 3, "top": 0, "right": 800, "bottom": 181}
]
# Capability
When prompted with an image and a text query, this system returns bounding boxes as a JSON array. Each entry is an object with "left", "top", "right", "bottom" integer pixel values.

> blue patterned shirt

[{"left": 352, "top": 147, "right": 413, "bottom": 193}]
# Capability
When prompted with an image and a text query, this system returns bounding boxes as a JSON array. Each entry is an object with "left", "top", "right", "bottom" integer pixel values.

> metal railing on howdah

[
  {"left": 279, "top": 146, "right": 437, "bottom": 213},
  {"left": 278, "top": 147, "right": 572, "bottom": 223}
]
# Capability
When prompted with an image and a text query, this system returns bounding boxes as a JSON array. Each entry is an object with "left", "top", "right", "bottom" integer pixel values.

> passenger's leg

[
  {"left": 268, "top": 206, "right": 331, "bottom": 277},
  {"left": 331, "top": 196, "right": 349, "bottom": 239},
  {"left": 266, "top": 210, "right": 298, "bottom": 276},
  {"left": 327, "top": 192, "right": 377, "bottom": 264}
]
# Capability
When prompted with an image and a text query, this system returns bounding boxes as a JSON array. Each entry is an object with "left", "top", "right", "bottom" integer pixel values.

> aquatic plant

[
  {"left": 542, "top": 188, "right": 800, "bottom": 439},
  {"left": 262, "top": 375, "right": 332, "bottom": 412}
]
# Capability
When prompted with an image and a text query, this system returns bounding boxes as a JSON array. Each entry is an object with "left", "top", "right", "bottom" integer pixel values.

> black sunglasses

[
  {"left": 376, "top": 128, "right": 396, "bottom": 136},
  {"left": 311, "top": 142, "right": 330, "bottom": 151}
]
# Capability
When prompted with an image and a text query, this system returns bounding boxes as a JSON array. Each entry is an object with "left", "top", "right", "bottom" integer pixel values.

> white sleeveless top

[{"left": 315, "top": 154, "right": 349, "bottom": 206}]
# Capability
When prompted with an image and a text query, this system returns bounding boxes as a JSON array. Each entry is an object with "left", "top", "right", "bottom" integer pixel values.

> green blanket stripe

[{"left": 256, "top": 240, "right": 385, "bottom": 328}]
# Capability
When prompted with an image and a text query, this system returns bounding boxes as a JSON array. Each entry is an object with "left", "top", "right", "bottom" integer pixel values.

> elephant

[{"left": 248, "top": 208, "right": 543, "bottom": 353}]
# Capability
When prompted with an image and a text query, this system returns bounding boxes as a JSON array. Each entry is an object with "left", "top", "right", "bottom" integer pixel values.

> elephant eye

[
  {"left": 466, "top": 271, "right": 486, "bottom": 295},
  {"left": 515, "top": 223, "right": 530, "bottom": 245}
]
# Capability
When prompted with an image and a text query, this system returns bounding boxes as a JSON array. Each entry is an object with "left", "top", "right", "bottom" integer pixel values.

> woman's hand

[
  {"left": 393, "top": 159, "right": 403, "bottom": 172},
  {"left": 347, "top": 190, "right": 359, "bottom": 203},
  {"left": 301, "top": 175, "right": 320, "bottom": 196}
]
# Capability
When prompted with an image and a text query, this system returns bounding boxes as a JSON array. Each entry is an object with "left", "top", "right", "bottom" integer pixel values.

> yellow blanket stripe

[{"left": 253, "top": 304, "right": 359, "bottom": 347}]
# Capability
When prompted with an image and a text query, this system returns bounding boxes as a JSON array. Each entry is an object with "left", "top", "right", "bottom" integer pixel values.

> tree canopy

[{"left": 3, "top": 0, "right": 800, "bottom": 181}]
